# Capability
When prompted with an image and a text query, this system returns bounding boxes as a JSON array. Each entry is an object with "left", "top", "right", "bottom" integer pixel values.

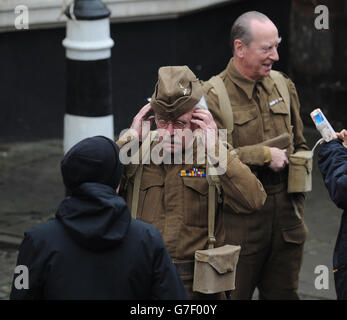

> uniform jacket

[
  {"left": 204, "top": 58, "right": 309, "bottom": 255},
  {"left": 318, "top": 139, "right": 347, "bottom": 299},
  {"left": 10, "top": 185, "right": 187, "bottom": 299},
  {"left": 118, "top": 134, "right": 267, "bottom": 263},
  {"left": 204, "top": 58, "right": 308, "bottom": 166}
]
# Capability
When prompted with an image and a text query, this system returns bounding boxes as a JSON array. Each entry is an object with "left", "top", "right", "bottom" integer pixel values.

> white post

[{"left": 62, "top": 0, "right": 115, "bottom": 154}]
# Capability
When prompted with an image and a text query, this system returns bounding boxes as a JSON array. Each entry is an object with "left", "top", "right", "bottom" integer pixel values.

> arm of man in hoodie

[
  {"left": 318, "top": 139, "right": 347, "bottom": 210},
  {"left": 150, "top": 228, "right": 188, "bottom": 300}
]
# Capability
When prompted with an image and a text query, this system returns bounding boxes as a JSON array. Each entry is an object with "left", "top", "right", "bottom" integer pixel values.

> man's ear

[{"left": 234, "top": 39, "right": 245, "bottom": 58}]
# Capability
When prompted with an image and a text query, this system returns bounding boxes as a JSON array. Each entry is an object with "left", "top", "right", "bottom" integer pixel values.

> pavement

[{"left": 0, "top": 128, "right": 342, "bottom": 300}]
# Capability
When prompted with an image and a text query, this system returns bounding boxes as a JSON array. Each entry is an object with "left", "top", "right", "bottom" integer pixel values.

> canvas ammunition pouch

[
  {"left": 192, "top": 171, "right": 241, "bottom": 294},
  {"left": 287, "top": 150, "right": 313, "bottom": 193},
  {"left": 193, "top": 245, "right": 240, "bottom": 294}
]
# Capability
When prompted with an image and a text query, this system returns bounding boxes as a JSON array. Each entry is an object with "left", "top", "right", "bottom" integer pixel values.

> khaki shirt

[
  {"left": 204, "top": 58, "right": 309, "bottom": 167},
  {"left": 117, "top": 134, "right": 266, "bottom": 263}
]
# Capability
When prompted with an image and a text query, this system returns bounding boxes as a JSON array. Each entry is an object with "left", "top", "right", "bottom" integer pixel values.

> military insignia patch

[
  {"left": 269, "top": 97, "right": 283, "bottom": 107},
  {"left": 179, "top": 83, "right": 188, "bottom": 96}
]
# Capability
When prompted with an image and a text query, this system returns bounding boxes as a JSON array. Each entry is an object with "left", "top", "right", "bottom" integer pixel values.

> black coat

[
  {"left": 318, "top": 139, "right": 347, "bottom": 299},
  {"left": 10, "top": 182, "right": 187, "bottom": 300}
]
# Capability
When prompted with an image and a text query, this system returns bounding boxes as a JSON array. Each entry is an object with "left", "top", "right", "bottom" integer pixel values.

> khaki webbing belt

[{"left": 206, "top": 171, "right": 217, "bottom": 249}]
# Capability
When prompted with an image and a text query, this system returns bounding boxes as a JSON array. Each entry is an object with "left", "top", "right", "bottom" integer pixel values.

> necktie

[{"left": 255, "top": 82, "right": 271, "bottom": 135}]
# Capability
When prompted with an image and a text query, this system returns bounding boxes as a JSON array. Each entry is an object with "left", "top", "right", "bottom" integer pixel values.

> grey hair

[
  {"left": 193, "top": 96, "right": 208, "bottom": 111},
  {"left": 230, "top": 11, "right": 271, "bottom": 52}
]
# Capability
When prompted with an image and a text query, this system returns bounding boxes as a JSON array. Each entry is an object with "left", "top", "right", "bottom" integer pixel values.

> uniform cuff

[
  {"left": 116, "top": 129, "right": 139, "bottom": 148},
  {"left": 263, "top": 146, "right": 272, "bottom": 165}
]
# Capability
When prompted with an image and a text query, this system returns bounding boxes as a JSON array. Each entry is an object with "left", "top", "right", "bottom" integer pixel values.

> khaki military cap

[{"left": 150, "top": 66, "right": 203, "bottom": 120}]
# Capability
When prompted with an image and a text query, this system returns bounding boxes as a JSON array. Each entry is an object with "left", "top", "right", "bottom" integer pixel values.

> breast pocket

[
  {"left": 233, "top": 107, "right": 260, "bottom": 146},
  {"left": 182, "top": 177, "right": 209, "bottom": 227},
  {"left": 269, "top": 101, "right": 290, "bottom": 132},
  {"left": 137, "top": 175, "right": 164, "bottom": 224}
]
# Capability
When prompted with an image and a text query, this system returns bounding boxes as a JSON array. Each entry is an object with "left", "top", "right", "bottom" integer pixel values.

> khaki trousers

[
  {"left": 175, "top": 262, "right": 226, "bottom": 300},
  {"left": 182, "top": 276, "right": 226, "bottom": 300},
  {"left": 226, "top": 185, "right": 307, "bottom": 300}
]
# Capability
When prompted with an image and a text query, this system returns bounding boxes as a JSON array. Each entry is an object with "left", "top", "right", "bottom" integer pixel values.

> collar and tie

[{"left": 225, "top": 58, "right": 275, "bottom": 100}]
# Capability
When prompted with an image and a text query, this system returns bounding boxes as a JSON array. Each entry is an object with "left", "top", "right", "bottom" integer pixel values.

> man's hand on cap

[
  {"left": 191, "top": 109, "right": 218, "bottom": 148},
  {"left": 131, "top": 103, "right": 155, "bottom": 141}
]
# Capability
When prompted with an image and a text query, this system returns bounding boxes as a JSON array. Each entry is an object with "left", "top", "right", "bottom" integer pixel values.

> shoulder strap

[
  {"left": 270, "top": 70, "right": 291, "bottom": 124},
  {"left": 206, "top": 173, "right": 216, "bottom": 249},
  {"left": 130, "top": 131, "right": 157, "bottom": 219},
  {"left": 207, "top": 75, "right": 234, "bottom": 144},
  {"left": 131, "top": 164, "right": 143, "bottom": 219},
  {"left": 130, "top": 132, "right": 223, "bottom": 247},
  {"left": 205, "top": 171, "right": 222, "bottom": 249}
]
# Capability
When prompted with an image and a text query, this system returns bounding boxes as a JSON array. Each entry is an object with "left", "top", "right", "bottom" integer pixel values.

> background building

[
  {"left": 0, "top": 0, "right": 291, "bottom": 142},
  {"left": 290, "top": 0, "right": 347, "bottom": 129}
]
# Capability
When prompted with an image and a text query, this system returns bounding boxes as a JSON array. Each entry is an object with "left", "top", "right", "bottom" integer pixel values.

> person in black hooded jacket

[
  {"left": 318, "top": 129, "right": 347, "bottom": 300},
  {"left": 10, "top": 136, "right": 187, "bottom": 300}
]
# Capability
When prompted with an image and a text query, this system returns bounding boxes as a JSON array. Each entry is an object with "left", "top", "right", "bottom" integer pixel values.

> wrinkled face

[
  {"left": 242, "top": 19, "right": 281, "bottom": 80},
  {"left": 155, "top": 109, "right": 197, "bottom": 153}
]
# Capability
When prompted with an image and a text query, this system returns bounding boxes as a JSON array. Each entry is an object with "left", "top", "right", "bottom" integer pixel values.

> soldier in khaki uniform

[
  {"left": 204, "top": 12, "right": 309, "bottom": 299},
  {"left": 117, "top": 66, "right": 266, "bottom": 299}
]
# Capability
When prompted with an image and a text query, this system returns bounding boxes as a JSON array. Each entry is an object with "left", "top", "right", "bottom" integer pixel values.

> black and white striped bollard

[{"left": 62, "top": 0, "right": 115, "bottom": 153}]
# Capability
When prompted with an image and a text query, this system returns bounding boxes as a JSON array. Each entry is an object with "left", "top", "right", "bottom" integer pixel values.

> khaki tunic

[
  {"left": 204, "top": 58, "right": 308, "bottom": 166},
  {"left": 204, "top": 58, "right": 309, "bottom": 299},
  {"left": 117, "top": 136, "right": 266, "bottom": 263}
]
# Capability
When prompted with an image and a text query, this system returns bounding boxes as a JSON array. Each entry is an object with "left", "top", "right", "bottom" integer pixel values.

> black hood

[
  {"left": 61, "top": 136, "right": 123, "bottom": 192},
  {"left": 56, "top": 182, "right": 131, "bottom": 251}
]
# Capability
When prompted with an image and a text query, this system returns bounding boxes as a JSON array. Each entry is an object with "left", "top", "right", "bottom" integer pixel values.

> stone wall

[
  {"left": 0, "top": 0, "right": 291, "bottom": 142},
  {"left": 290, "top": 0, "right": 347, "bottom": 130},
  {"left": 0, "top": 0, "right": 234, "bottom": 32}
]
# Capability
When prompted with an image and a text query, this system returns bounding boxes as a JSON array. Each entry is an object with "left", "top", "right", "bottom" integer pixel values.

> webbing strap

[
  {"left": 131, "top": 164, "right": 143, "bottom": 219},
  {"left": 208, "top": 75, "right": 234, "bottom": 143},
  {"left": 130, "top": 131, "right": 156, "bottom": 219},
  {"left": 206, "top": 172, "right": 217, "bottom": 249}
]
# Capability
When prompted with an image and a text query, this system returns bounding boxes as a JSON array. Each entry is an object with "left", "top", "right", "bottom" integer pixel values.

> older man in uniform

[
  {"left": 204, "top": 11, "right": 309, "bottom": 299},
  {"left": 117, "top": 66, "right": 266, "bottom": 299}
]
